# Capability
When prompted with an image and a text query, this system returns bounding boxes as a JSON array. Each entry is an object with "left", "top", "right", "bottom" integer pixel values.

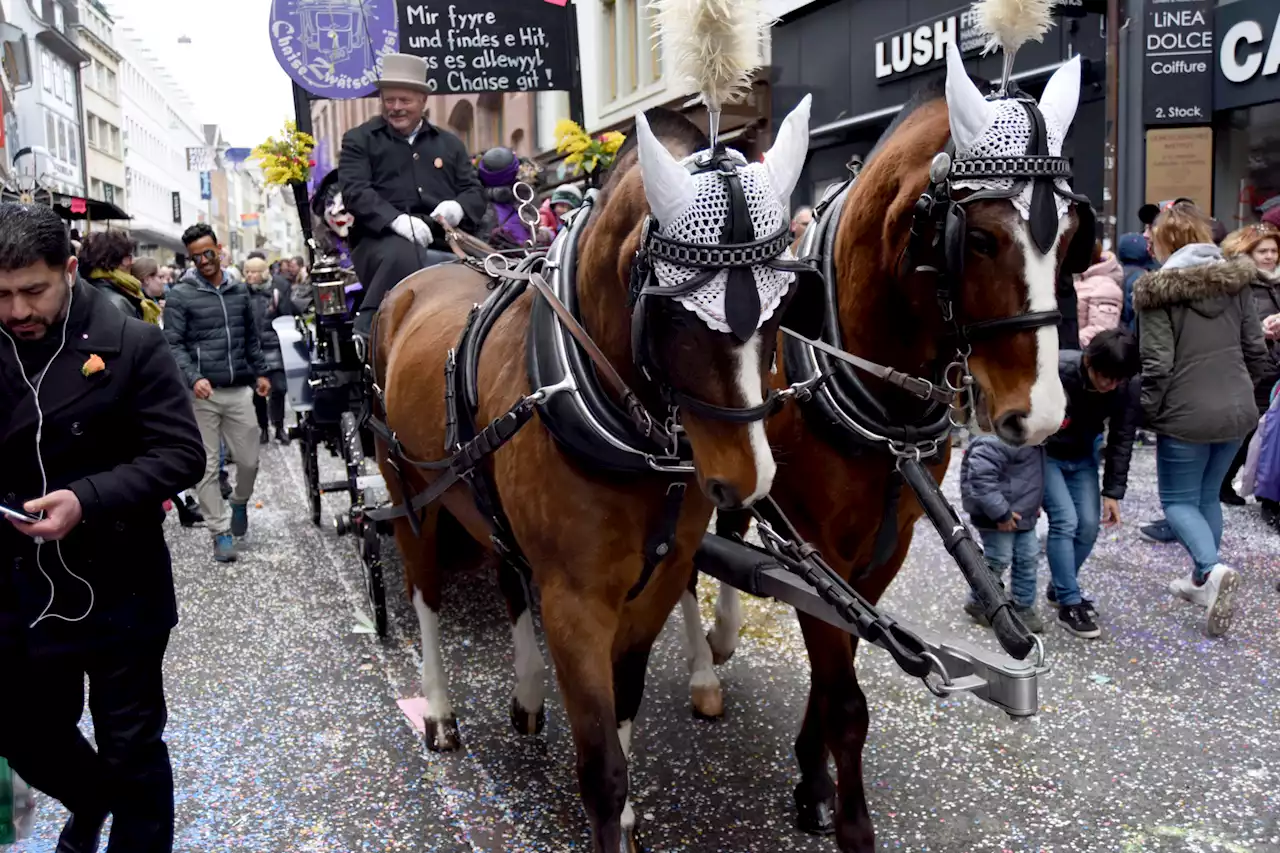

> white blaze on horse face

[
  {"left": 944, "top": 44, "right": 998, "bottom": 152},
  {"left": 738, "top": 333, "right": 776, "bottom": 505},
  {"left": 510, "top": 609, "right": 546, "bottom": 716},
  {"left": 412, "top": 587, "right": 455, "bottom": 723},
  {"left": 635, "top": 111, "right": 696, "bottom": 226},
  {"left": 1010, "top": 215, "right": 1068, "bottom": 445},
  {"left": 763, "top": 94, "right": 812, "bottom": 206}
]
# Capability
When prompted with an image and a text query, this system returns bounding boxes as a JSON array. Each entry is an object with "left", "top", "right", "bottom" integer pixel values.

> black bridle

[{"left": 627, "top": 147, "right": 815, "bottom": 424}]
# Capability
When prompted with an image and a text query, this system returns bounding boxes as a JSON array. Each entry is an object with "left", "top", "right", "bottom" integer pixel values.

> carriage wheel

[{"left": 360, "top": 522, "right": 388, "bottom": 639}]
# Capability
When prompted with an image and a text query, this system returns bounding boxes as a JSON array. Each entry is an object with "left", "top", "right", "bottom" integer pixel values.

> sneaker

[
  {"left": 1057, "top": 604, "right": 1100, "bottom": 639},
  {"left": 275, "top": 426, "right": 291, "bottom": 446},
  {"left": 1202, "top": 564, "right": 1240, "bottom": 638},
  {"left": 1046, "top": 587, "right": 1097, "bottom": 620},
  {"left": 1167, "top": 572, "right": 1204, "bottom": 605},
  {"left": 1261, "top": 499, "right": 1280, "bottom": 529},
  {"left": 230, "top": 502, "right": 249, "bottom": 538},
  {"left": 213, "top": 534, "right": 237, "bottom": 563},
  {"left": 1139, "top": 519, "right": 1177, "bottom": 543},
  {"left": 963, "top": 599, "right": 989, "bottom": 626},
  {"left": 1013, "top": 603, "right": 1045, "bottom": 634}
]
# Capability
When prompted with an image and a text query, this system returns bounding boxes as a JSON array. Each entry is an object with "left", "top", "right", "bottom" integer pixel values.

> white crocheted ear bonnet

[
  {"left": 635, "top": 95, "right": 812, "bottom": 337},
  {"left": 651, "top": 153, "right": 795, "bottom": 336}
]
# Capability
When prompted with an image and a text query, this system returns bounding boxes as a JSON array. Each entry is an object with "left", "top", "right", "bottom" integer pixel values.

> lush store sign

[{"left": 873, "top": 7, "right": 986, "bottom": 83}]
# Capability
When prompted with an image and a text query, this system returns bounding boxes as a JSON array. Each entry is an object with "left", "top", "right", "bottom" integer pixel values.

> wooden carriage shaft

[{"left": 694, "top": 534, "right": 1044, "bottom": 718}]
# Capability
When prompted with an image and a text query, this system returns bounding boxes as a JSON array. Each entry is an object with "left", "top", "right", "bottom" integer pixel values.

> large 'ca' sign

[
  {"left": 398, "top": 2, "right": 575, "bottom": 94},
  {"left": 269, "top": 0, "right": 400, "bottom": 98}
]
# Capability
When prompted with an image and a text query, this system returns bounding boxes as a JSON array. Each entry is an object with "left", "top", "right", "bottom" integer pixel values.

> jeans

[
  {"left": 1156, "top": 436, "right": 1243, "bottom": 581},
  {"left": 1042, "top": 455, "right": 1101, "bottom": 606},
  {"left": 974, "top": 528, "right": 1040, "bottom": 608},
  {"left": 0, "top": 634, "right": 174, "bottom": 852}
]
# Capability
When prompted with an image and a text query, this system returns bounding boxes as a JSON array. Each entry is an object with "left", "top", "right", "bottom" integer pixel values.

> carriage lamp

[{"left": 310, "top": 254, "right": 348, "bottom": 318}]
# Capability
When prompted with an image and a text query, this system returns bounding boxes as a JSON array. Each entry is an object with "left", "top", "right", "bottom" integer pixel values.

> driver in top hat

[{"left": 338, "top": 53, "right": 485, "bottom": 336}]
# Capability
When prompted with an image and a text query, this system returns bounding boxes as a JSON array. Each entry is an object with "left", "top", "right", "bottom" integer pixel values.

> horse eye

[{"left": 967, "top": 229, "right": 999, "bottom": 258}]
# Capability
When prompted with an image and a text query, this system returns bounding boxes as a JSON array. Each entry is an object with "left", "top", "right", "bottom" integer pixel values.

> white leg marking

[
  {"left": 1012, "top": 219, "right": 1068, "bottom": 445},
  {"left": 618, "top": 720, "right": 636, "bottom": 830},
  {"left": 510, "top": 610, "right": 547, "bottom": 713},
  {"left": 707, "top": 582, "right": 743, "bottom": 661},
  {"left": 412, "top": 587, "right": 454, "bottom": 720},
  {"left": 680, "top": 590, "right": 718, "bottom": 689},
  {"left": 737, "top": 333, "right": 777, "bottom": 505}
]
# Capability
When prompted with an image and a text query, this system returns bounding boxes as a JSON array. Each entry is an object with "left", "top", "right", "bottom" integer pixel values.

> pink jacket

[{"left": 1075, "top": 252, "right": 1124, "bottom": 347}]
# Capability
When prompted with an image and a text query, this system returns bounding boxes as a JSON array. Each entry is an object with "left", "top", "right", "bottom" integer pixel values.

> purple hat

[{"left": 478, "top": 147, "right": 519, "bottom": 188}]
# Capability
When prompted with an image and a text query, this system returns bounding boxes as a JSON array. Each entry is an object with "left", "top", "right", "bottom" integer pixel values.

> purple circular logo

[{"left": 269, "top": 0, "right": 399, "bottom": 99}]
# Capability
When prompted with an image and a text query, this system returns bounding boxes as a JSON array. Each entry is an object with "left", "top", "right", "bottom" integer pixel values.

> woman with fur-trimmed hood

[{"left": 1134, "top": 202, "right": 1273, "bottom": 637}]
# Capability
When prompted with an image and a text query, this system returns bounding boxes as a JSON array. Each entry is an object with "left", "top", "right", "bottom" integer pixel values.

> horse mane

[{"left": 864, "top": 71, "right": 993, "bottom": 165}]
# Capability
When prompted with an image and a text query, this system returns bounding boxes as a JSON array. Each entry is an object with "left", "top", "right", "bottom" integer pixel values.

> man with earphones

[
  {"left": 339, "top": 52, "right": 485, "bottom": 339},
  {"left": 0, "top": 203, "right": 205, "bottom": 852}
]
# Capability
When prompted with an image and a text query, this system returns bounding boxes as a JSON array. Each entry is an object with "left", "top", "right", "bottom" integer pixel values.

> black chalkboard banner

[{"left": 398, "top": 1, "right": 577, "bottom": 94}]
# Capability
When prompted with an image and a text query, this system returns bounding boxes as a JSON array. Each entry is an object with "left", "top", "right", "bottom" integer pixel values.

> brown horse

[
  {"left": 686, "top": 49, "right": 1089, "bottom": 850},
  {"left": 372, "top": 97, "right": 813, "bottom": 850}
]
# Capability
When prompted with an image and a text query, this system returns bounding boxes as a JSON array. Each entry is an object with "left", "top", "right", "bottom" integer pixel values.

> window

[
  {"left": 86, "top": 113, "right": 98, "bottom": 147},
  {"left": 103, "top": 184, "right": 115, "bottom": 204},
  {"left": 56, "top": 120, "right": 67, "bottom": 161},
  {"left": 67, "top": 121, "right": 78, "bottom": 166},
  {"left": 45, "top": 110, "right": 57, "bottom": 154},
  {"left": 41, "top": 50, "right": 52, "bottom": 92},
  {"left": 603, "top": 2, "right": 617, "bottom": 102},
  {"left": 90, "top": 178, "right": 102, "bottom": 199},
  {"left": 54, "top": 3, "right": 64, "bottom": 32},
  {"left": 108, "top": 125, "right": 120, "bottom": 156},
  {"left": 63, "top": 67, "right": 74, "bottom": 103},
  {"left": 105, "top": 68, "right": 117, "bottom": 99},
  {"left": 602, "top": 0, "right": 661, "bottom": 108}
]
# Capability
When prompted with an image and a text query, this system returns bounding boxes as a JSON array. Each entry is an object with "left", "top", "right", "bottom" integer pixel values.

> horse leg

[
  {"left": 706, "top": 511, "right": 747, "bottom": 664},
  {"left": 613, "top": 645, "right": 652, "bottom": 852},
  {"left": 795, "top": 614, "right": 873, "bottom": 850},
  {"left": 497, "top": 558, "right": 547, "bottom": 736},
  {"left": 679, "top": 569, "right": 724, "bottom": 719},
  {"left": 397, "top": 504, "right": 462, "bottom": 752},
  {"left": 542, "top": 589, "right": 629, "bottom": 853}
]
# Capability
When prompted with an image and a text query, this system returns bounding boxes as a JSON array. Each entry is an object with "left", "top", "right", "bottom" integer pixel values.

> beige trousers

[{"left": 192, "top": 386, "right": 260, "bottom": 535}]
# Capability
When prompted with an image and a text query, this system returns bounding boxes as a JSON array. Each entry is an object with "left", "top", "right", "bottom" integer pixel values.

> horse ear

[
  {"left": 1038, "top": 55, "right": 1082, "bottom": 143},
  {"left": 764, "top": 94, "right": 811, "bottom": 204},
  {"left": 944, "top": 43, "right": 996, "bottom": 152},
  {"left": 636, "top": 111, "right": 695, "bottom": 226}
]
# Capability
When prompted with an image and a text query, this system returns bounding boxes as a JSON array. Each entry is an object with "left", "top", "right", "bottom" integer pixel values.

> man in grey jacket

[{"left": 163, "top": 224, "right": 270, "bottom": 562}]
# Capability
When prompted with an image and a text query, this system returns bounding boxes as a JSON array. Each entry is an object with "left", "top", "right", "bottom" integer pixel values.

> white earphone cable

[{"left": 0, "top": 278, "right": 95, "bottom": 627}]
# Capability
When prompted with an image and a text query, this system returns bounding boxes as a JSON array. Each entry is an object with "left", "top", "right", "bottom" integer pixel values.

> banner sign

[
  {"left": 240, "top": 212, "right": 260, "bottom": 227},
  {"left": 199, "top": 171, "right": 212, "bottom": 200},
  {"left": 397, "top": 1, "right": 575, "bottom": 93},
  {"left": 1143, "top": 0, "right": 1215, "bottom": 125},
  {"left": 186, "top": 147, "right": 215, "bottom": 172},
  {"left": 269, "top": 0, "right": 399, "bottom": 99},
  {"left": 171, "top": 191, "right": 182, "bottom": 224},
  {"left": 1215, "top": 0, "right": 1280, "bottom": 112},
  {"left": 70, "top": 197, "right": 86, "bottom": 214}
]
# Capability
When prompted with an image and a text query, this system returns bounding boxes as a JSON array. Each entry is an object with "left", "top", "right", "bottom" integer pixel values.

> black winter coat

[
  {"left": 0, "top": 282, "right": 205, "bottom": 656},
  {"left": 960, "top": 436, "right": 1045, "bottom": 531},
  {"left": 163, "top": 270, "right": 269, "bottom": 389},
  {"left": 1045, "top": 350, "right": 1137, "bottom": 499},
  {"left": 249, "top": 285, "right": 287, "bottom": 374},
  {"left": 338, "top": 116, "right": 485, "bottom": 253}
]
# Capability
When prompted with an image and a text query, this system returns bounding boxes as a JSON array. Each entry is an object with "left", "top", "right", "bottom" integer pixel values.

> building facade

[
  {"left": 117, "top": 24, "right": 206, "bottom": 258},
  {"left": 75, "top": 0, "right": 123, "bottom": 210},
  {"left": 8, "top": 0, "right": 89, "bottom": 196}
]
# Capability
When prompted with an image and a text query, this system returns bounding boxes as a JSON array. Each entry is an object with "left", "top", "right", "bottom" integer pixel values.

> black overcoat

[
  {"left": 338, "top": 116, "right": 485, "bottom": 253},
  {"left": 0, "top": 282, "right": 205, "bottom": 657}
]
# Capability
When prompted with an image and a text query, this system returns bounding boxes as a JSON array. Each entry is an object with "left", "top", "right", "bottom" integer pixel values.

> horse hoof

[
  {"left": 425, "top": 716, "right": 461, "bottom": 752},
  {"left": 691, "top": 682, "right": 724, "bottom": 720},
  {"left": 510, "top": 695, "right": 545, "bottom": 736},
  {"left": 794, "top": 786, "right": 836, "bottom": 836},
  {"left": 708, "top": 631, "right": 735, "bottom": 666},
  {"left": 621, "top": 822, "right": 644, "bottom": 853}
]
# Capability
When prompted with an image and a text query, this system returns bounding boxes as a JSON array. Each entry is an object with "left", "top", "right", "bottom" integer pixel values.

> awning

[{"left": 51, "top": 194, "right": 131, "bottom": 222}]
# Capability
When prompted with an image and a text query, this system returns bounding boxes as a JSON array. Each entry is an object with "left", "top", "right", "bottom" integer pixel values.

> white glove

[
  {"left": 390, "top": 214, "right": 434, "bottom": 246},
  {"left": 430, "top": 200, "right": 464, "bottom": 228}
]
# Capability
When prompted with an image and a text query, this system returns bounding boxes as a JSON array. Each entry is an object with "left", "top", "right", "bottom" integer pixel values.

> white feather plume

[
  {"left": 655, "top": 0, "right": 767, "bottom": 111},
  {"left": 973, "top": 0, "right": 1054, "bottom": 56}
]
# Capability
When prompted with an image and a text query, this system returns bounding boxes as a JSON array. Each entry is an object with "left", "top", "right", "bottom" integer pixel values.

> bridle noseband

[{"left": 628, "top": 147, "right": 815, "bottom": 424}]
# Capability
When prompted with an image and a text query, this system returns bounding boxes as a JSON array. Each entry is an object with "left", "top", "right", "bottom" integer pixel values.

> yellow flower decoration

[
  {"left": 553, "top": 118, "right": 626, "bottom": 176},
  {"left": 251, "top": 120, "right": 317, "bottom": 187}
]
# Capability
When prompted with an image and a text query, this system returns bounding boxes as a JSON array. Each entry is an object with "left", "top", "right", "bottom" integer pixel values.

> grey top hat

[{"left": 375, "top": 53, "right": 431, "bottom": 94}]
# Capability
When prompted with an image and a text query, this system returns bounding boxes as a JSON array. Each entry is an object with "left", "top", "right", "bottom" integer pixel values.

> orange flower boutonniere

[{"left": 81, "top": 354, "right": 106, "bottom": 377}]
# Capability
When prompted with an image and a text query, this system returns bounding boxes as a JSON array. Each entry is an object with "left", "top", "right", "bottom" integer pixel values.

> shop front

[
  {"left": 770, "top": 0, "right": 1108, "bottom": 211},
  {"left": 1212, "top": 0, "right": 1280, "bottom": 228}
]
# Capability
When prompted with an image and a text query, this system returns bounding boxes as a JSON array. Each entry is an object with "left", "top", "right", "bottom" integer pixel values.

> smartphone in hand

[{"left": 0, "top": 503, "right": 41, "bottom": 524}]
